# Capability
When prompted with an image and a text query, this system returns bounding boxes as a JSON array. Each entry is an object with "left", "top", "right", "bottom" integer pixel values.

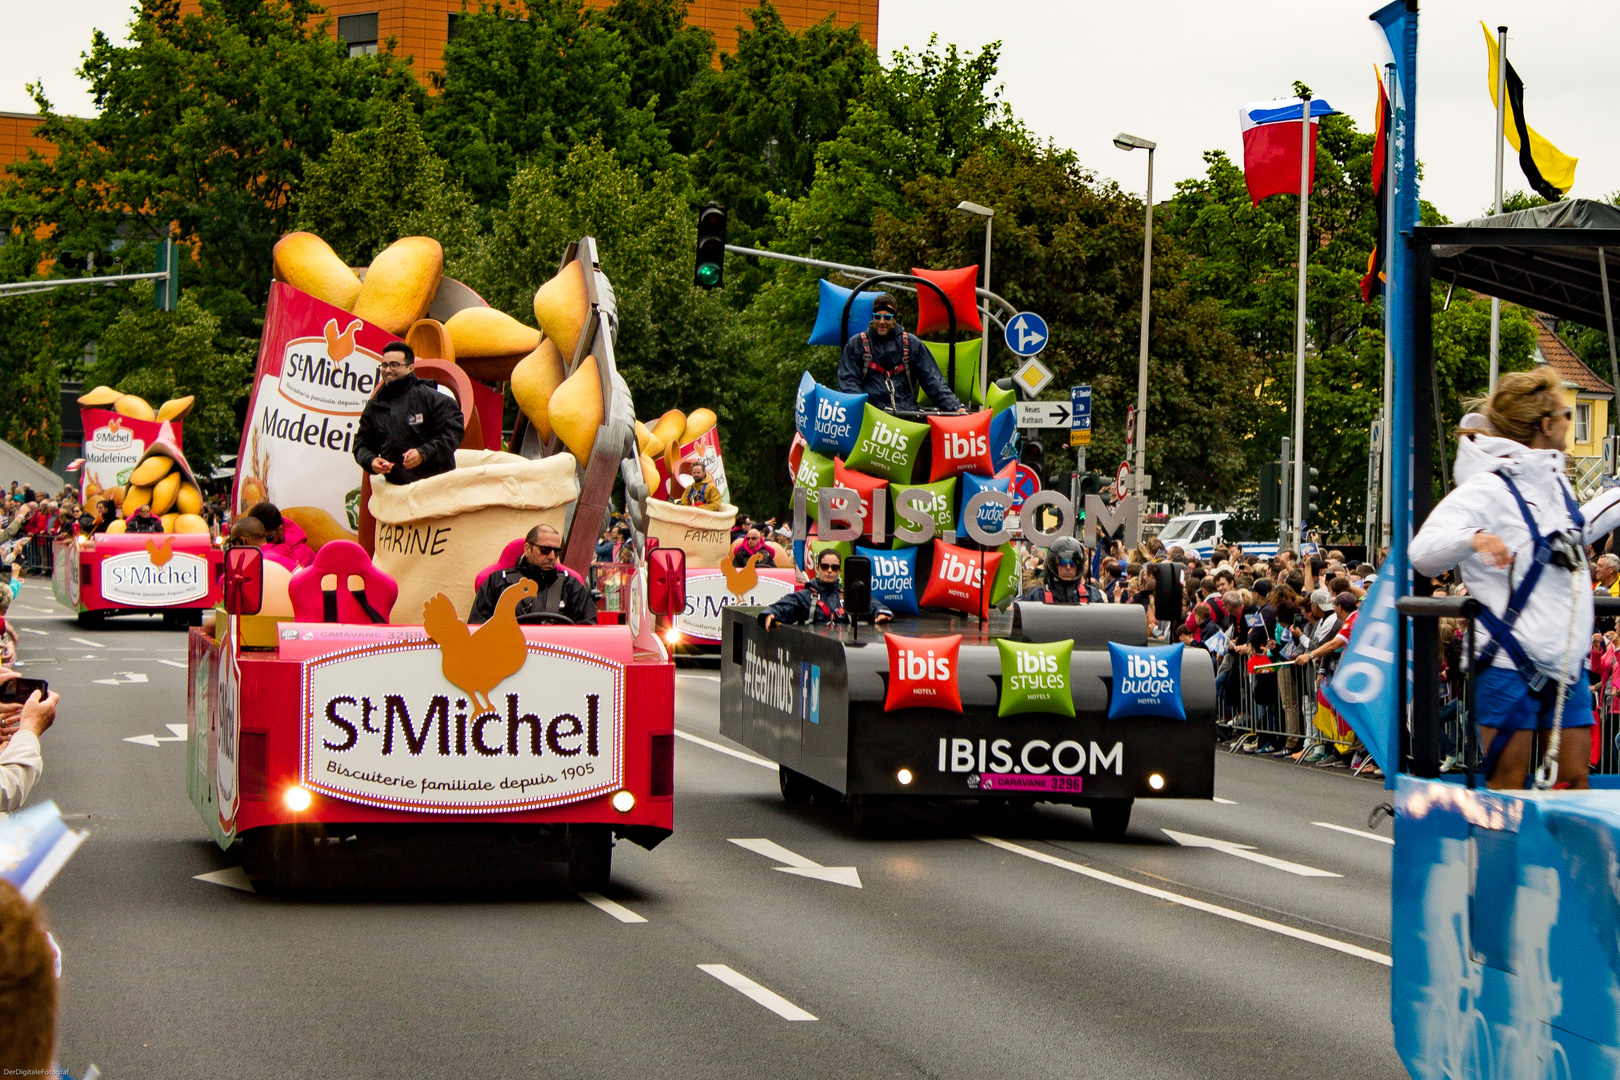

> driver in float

[
  {"left": 760, "top": 548, "right": 892, "bottom": 630},
  {"left": 1022, "top": 537, "right": 1106, "bottom": 604},
  {"left": 1411, "top": 368, "right": 1620, "bottom": 790},
  {"left": 468, "top": 523, "right": 596, "bottom": 625}
]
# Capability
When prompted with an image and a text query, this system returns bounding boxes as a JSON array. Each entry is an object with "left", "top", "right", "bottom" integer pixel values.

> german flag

[
  {"left": 1483, "top": 24, "right": 1577, "bottom": 200},
  {"left": 1360, "top": 69, "right": 1390, "bottom": 304}
]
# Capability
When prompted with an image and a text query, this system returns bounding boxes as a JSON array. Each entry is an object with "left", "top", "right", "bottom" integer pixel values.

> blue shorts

[{"left": 1474, "top": 665, "right": 1595, "bottom": 733}]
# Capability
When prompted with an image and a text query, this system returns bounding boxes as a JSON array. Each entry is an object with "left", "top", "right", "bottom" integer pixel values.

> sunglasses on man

[
  {"left": 871, "top": 313, "right": 897, "bottom": 322},
  {"left": 528, "top": 542, "right": 561, "bottom": 555}
]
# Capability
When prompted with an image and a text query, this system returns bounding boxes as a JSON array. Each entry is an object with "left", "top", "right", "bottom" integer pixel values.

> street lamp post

[
  {"left": 954, "top": 201, "right": 994, "bottom": 403},
  {"left": 1114, "top": 133, "right": 1156, "bottom": 501}
]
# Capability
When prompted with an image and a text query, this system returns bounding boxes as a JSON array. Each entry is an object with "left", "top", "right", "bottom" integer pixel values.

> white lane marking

[
  {"left": 576, "top": 891, "right": 647, "bottom": 923},
  {"left": 1313, "top": 821, "right": 1395, "bottom": 846},
  {"left": 674, "top": 729, "right": 776, "bottom": 770},
  {"left": 70, "top": 637, "right": 105, "bottom": 648},
  {"left": 975, "top": 836, "right": 1389, "bottom": 966},
  {"left": 676, "top": 673, "right": 721, "bottom": 682},
  {"left": 729, "top": 838, "right": 861, "bottom": 888},
  {"left": 697, "top": 964, "right": 817, "bottom": 1021},
  {"left": 17, "top": 627, "right": 47, "bottom": 636},
  {"left": 194, "top": 867, "right": 255, "bottom": 892},
  {"left": 1162, "top": 829, "right": 1342, "bottom": 878},
  {"left": 1212, "top": 797, "right": 1238, "bottom": 805},
  {"left": 156, "top": 659, "right": 188, "bottom": 669},
  {"left": 93, "top": 671, "right": 150, "bottom": 686},
  {"left": 123, "top": 734, "right": 161, "bottom": 747}
]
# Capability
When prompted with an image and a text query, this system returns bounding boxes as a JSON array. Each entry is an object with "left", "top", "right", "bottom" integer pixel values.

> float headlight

[
  {"left": 611, "top": 789, "right": 636, "bottom": 813},
  {"left": 1148, "top": 773, "right": 1165, "bottom": 791},
  {"left": 896, "top": 768, "right": 914, "bottom": 786},
  {"left": 283, "top": 786, "right": 313, "bottom": 812}
]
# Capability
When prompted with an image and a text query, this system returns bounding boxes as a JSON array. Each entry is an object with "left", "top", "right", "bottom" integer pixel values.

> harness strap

[{"left": 1473, "top": 473, "right": 1563, "bottom": 689}]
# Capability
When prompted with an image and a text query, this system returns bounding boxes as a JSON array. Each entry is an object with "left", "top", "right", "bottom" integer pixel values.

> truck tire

[
  {"left": 1090, "top": 799, "right": 1134, "bottom": 840},
  {"left": 779, "top": 766, "right": 815, "bottom": 806},
  {"left": 567, "top": 827, "right": 613, "bottom": 892}
]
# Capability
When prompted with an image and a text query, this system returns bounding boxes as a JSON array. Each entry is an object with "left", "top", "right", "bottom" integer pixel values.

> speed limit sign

[{"left": 1115, "top": 461, "right": 1131, "bottom": 500}]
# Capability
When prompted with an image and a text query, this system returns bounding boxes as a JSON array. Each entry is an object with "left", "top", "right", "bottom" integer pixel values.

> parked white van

[{"left": 1155, "top": 513, "right": 1279, "bottom": 560}]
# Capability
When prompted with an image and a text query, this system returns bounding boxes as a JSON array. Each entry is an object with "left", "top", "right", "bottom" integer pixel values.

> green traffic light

[{"left": 695, "top": 262, "right": 722, "bottom": 287}]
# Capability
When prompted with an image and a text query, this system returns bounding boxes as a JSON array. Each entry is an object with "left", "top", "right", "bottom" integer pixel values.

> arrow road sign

[
  {"left": 729, "top": 837, "right": 862, "bottom": 888},
  {"left": 1005, "top": 311, "right": 1050, "bottom": 357},
  {"left": 1014, "top": 401, "right": 1073, "bottom": 429},
  {"left": 1162, "top": 829, "right": 1342, "bottom": 877}
]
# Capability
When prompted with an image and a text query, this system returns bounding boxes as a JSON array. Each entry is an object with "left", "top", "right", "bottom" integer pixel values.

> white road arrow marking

[
  {"left": 1162, "top": 829, "right": 1342, "bottom": 878},
  {"left": 158, "top": 724, "right": 186, "bottom": 742},
  {"left": 193, "top": 867, "right": 255, "bottom": 892},
  {"left": 123, "top": 734, "right": 161, "bottom": 747},
  {"left": 577, "top": 891, "right": 647, "bottom": 923},
  {"left": 698, "top": 964, "right": 817, "bottom": 1021},
  {"left": 729, "top": 837, "right": 862, "bottom": 888},
  {"left": 70, "top": 637, "right": 104, "bottom": 648},
  {"left": 124, "top": 725, "right": 187, "bottom": 747},
  {"left": 1212, "top": 797, "right": 1238, "bottom": 805},
  {"left": 156, "top": 659, "right": 188, "bottom": 669},
  {"left": 94, "top": 672, "right": 150, "bottom": 686}
]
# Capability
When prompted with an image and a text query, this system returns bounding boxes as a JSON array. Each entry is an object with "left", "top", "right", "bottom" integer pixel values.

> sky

[{"left": 3, "top": 1, "right": 1617, "bottom": 223}]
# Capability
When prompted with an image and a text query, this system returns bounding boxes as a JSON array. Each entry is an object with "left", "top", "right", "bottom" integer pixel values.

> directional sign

[
  {"left": 1004, "top": 311, "right": 1050, "bottom": 357},
  {"left": 1070, "top": 384, "right": 1091, "bottom": 447},
  {"left": 1014, "top": 401, "right": 1072, "bottom": 429},
  {"left": 1012, "top": 356, "right": 1054, "bottom": 398}
]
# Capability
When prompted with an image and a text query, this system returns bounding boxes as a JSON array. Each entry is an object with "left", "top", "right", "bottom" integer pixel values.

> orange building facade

[
  {"left": 0, "top": 111, "right": 58, "bottom": 178},
  {"left": 182, "top": 1, "right": 878, "bottom": 75}
]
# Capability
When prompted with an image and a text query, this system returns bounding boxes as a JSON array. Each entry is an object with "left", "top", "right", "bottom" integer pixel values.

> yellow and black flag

[{"left": 1483, "top": 23, "right": 1577, "bottom": 200}]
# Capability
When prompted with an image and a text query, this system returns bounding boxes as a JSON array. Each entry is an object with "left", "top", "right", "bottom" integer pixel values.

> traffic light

[
  {"left": 1258, "top": 461, "right": 1281, "bottom": 521},
  {"left": 1021, "top": 439, "right": 1045, "bottom": 487},
  {"left": 1303, "top": 465, "right": 1320, "bottom": 525},
  {"left": 694, "top": 203, "right": 726, "bottom": 289},
  {"left": 1078, "top": 472, "right": 1104, "bottom": 498}
]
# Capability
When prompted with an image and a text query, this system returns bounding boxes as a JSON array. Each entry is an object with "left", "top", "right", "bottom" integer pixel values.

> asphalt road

[{"left": 18, "top": 584, "right": 1407, "bottom": 1079}]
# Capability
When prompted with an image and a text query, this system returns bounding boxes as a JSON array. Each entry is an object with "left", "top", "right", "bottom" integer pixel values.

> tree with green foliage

[{"left": 91, "top": 284, "right": 255, "bottom": 474}]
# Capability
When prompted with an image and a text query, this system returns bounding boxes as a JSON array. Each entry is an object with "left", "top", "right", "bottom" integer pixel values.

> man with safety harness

[
  {"left": 469, "top": 523, "right": 596, "bottom": 625},
  {"left": 1412, "top": 371, "right": 1620, "bottom": 789},
  {"left": 836, "top": 294, "right": 965, "bottom": 414},
  {"left": 1021, "top": 537, "right": 1107, "bottom": 604},
  {"left": 760, "top": 549, "right": 893, "bottom": 630}
]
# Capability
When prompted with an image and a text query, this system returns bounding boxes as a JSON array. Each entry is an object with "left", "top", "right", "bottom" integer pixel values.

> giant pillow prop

[
  {"left": 884, "top": 632, "right": 963, "bottom": 712},
  {"left": 794, "top": 371, "right": 817, "bottom": 439},
  {"left": 989, "top": 540, "right": 1021, "bottom": 606},
  {"left": 920, "top": 339, "right": 983, "bottom": 407},
  {"left": 989, "top": 407, "right": 1019, "bottom": 472},
  {"left": 1107, "top": 643, "right": 1187, "bottom": 721},
  {"left": 919, "top": 538, "right": 1001, "bottom": 621},
  {"left": 794, "top": 447, "right": 835, "bottom": 521},
  {"left": 808, "top": 279, "right": 879, "bottom": 347},
  {"left": 834, "top": 459, "right": 888, "bottom": 539},
  {"left": 858, "top": 543, "right": 920, "bottom": 616},
  {"left": 996, "top": 638, "right": 1076, "bottom": 718},
  {"left": 928, "top": 410, "right": 994, "bottom": 481},
  {"left": 809, "top": 385, "right": 867, "bottom": 458},
  {"left": 845, "top": 405, "right": 929, "bottom": 484},
  {"left": 957, "top": 471, "right": 1012, "bottom": 540},
  {"left": 891, "top": 477, "right": 956, "bottom": 543},
  {"left": 912, "top": 266, "right": 983, "bottom": 335}
]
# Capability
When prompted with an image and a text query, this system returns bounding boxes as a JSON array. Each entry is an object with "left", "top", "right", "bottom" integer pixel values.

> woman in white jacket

[{"left": 1411, "top": 368, "right": 1620, "bottom": 789}]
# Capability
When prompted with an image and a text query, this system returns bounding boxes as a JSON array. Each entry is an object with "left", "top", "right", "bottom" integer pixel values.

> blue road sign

[
  {"left": 1070, "top": 384, "right": 1091, "bottom": 448},
  {"left": 1004, "top": 311, "right": 1049, "bottom": 357}
]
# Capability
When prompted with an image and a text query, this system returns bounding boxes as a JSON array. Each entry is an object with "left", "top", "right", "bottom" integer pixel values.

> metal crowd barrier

[{"left": 1216, "top": 646, "right": 1369, "bottom": 772}]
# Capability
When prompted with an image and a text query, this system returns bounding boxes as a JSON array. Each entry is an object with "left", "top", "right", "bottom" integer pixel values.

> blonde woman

[{"left": 1411, "top": 368, "right": 1620, "bottom": 789}]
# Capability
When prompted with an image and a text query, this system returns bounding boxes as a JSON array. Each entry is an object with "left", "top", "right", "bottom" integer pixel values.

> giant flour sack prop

[
  {"left": 367, "top": 449, "right": 578, "bottom": 622},
  {"left": 645, "top": 498, "right": 738, "bottom": 568}
]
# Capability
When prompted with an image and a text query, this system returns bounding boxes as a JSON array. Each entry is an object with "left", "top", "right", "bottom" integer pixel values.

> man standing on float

[{"left": 837, "top": 294, "right": 964, "bottom": 414}]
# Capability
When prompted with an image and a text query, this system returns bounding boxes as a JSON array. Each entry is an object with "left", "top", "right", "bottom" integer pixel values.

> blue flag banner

[{"left": 1322, "top": 559, "right": 1401, "bottom": 775}]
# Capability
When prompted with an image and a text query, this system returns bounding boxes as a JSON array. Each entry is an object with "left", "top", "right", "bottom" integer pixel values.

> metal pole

[
  {"left": 1291, "top": 94, "right": 1312, "bottom": 551},
  {"left": 1365, "top": 420, "right": 1380, "bottom": 553},
  {"left": 1601, "top": 248, "right": 1620, "bottom": 473},
  {"left": 1133, "top": 148, "right": 1154, "bottom": 500},
  {"left": 1279, "top": 437, "right": 1292, "bottom": 551},
  {"left": 1381, "top": 64, "right": 1397, "bottom": 557},
  {"left": 0, "top": 269, "right": 170, "bottom": 298},
  {"left": 1489, "top": 25, "right": 1507, "bottom": 390},
  {"left": 981, "top": 216, "right": 992, "bottom": 404}
]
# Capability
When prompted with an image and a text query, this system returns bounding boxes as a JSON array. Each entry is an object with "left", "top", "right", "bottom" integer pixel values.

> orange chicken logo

[
  {"left": 322, "top": 318, "right": 360, "bottom": 362},
  {"left": 420, "top": 580, "right": 538, "bottom": 716},
  {"left": 720, "top": 552, "right": 760, "bottom": 597},
  {"left": 145, "top": 537, "right": 174, "bottom": 566},
  {"left": 106, "top": 417, "right": 123, "bottom": 434}
]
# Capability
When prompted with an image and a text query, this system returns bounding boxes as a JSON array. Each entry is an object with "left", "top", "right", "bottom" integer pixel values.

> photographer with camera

[{"left": 0, "top": 671, "right": 59, "bottom": 811}]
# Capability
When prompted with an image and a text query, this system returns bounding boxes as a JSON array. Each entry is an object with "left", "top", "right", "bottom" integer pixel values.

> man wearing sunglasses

[
  {"left": 469, "top": 523, "right": 596, "bottom": 624},
  {"left": 1021, "top": 536, "right": 1106, "bottom": 605},
  {"left": 836, "top": 293, "right": 965, "bottom": 414},
  {"left": 760, "top": 551, "right": 892, "bottom": 631},
  {"left": 354, "top": 341, "right": 465, "bottom": 486}
]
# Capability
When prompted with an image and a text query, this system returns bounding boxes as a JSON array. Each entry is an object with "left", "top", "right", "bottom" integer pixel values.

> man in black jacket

[
  {"left": 1021, "top": 537, "right": 1106, "bottom": 604},
  {"left": 836, "top": 294, "right": 964, "bottom": 414},
  {"left": 761, "top": 550, "right": 893, "bottom": 630},
  {"left": 354, "top": 342, "right": 464, "bottom": 485},
  {"left": 469, "top": 524, "right": 596, "bottom": 625}
]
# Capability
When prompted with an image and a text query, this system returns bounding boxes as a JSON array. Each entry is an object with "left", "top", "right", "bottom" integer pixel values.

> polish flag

[{"left": 1239, "top": 97, "right": 1336, "bottom": 205}]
